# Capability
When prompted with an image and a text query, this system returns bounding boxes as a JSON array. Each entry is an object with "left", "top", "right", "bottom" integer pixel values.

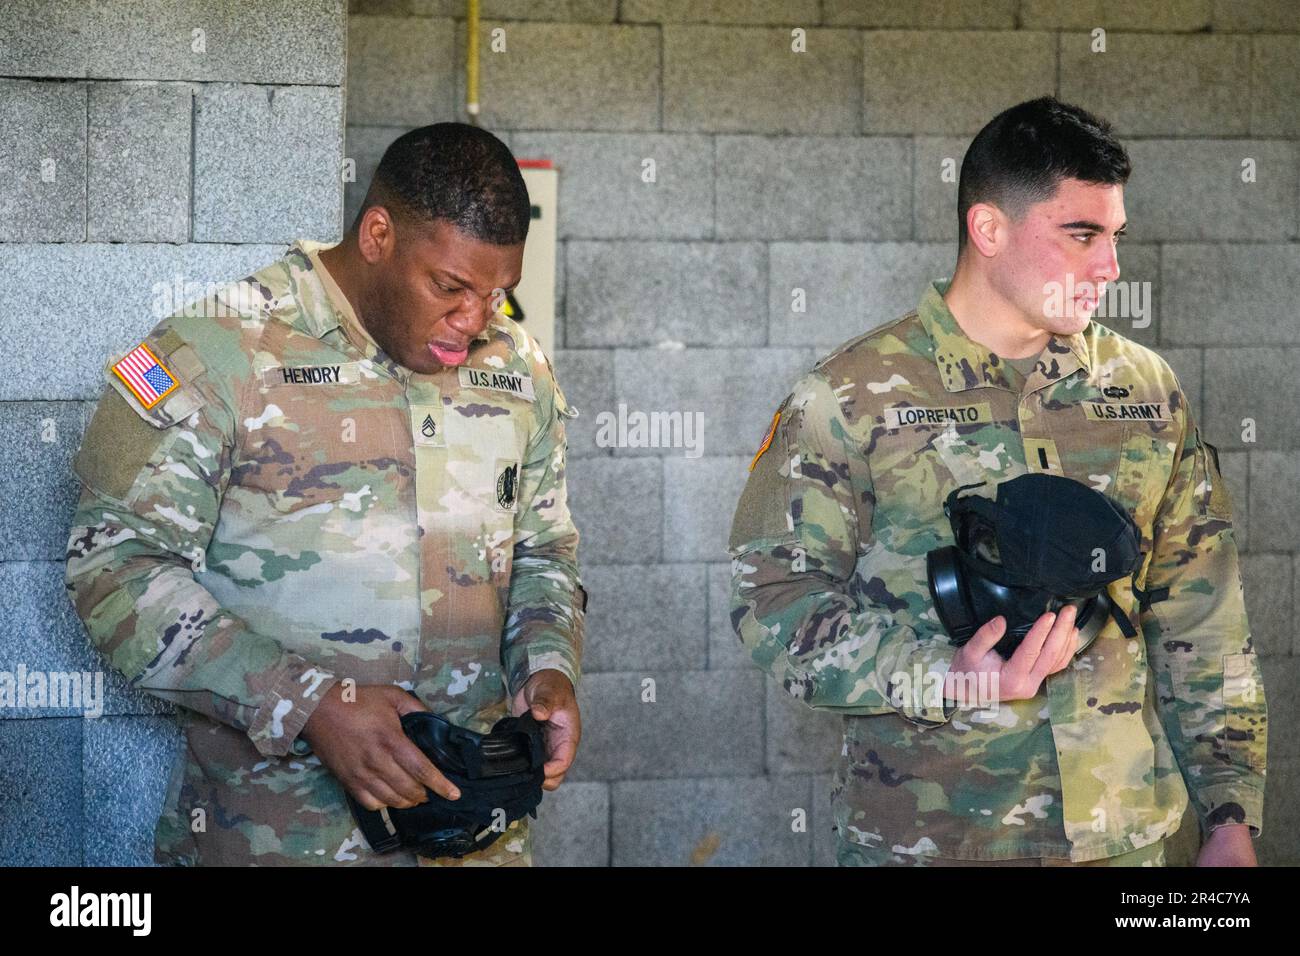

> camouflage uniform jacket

[
  {"left": 729, "top": 279, "right": 1266, "bottom": 862},
  {"left": 65, "top": 239, "right": 586, "bottom": 866}
]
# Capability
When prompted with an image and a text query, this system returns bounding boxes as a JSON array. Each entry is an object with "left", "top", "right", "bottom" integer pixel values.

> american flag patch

[{"left": 111, "top": 342, "right": 180, "bottom": 410}]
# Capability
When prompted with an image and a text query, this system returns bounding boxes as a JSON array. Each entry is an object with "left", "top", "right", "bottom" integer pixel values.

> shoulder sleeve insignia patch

[
  {"left": 749, "top": 409, "right": 782, "bottom": 472},
  {"left": 111, "top": 342, "right": 181, "bottom": 410}
]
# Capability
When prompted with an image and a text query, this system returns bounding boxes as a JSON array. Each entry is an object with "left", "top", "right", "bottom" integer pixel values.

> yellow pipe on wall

[{"left": 466, "top": 0, "right": 480, "bottom": 124}]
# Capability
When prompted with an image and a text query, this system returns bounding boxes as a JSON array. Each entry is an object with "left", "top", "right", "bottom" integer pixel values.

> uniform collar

[
  {"left": 286, "top": 238, "right": 346, "bottom": 340},
  {"left": 919, "top": 278, "right": 1092, "bottom": 394}
]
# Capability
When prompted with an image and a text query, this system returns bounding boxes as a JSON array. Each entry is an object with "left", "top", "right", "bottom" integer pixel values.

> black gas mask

[
  {"left": 345, "top": 706, "right": 546, "bottom": 859},
  {"left": 925, "top": 472, "right": 1154, "bottom": 660}
]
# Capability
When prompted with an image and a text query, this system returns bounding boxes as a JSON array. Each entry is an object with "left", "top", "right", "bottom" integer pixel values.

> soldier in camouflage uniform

[
  {"left": 65, "top": 124, "right": 586, "bottom": 866},
  {"left": 729, "top": 98, "right": 1266, "bottom": 866}
]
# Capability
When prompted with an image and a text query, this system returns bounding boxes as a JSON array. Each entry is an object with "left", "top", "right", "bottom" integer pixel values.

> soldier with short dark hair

[
  {"left": 728, "top": 97, "right": 1266, "bottom": 867},
  {"left": 66, "top": 123, "right": 586, "bottom": 866}
]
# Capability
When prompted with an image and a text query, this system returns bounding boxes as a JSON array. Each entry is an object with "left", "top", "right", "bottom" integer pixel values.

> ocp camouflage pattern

[
  {"left": 729, "top": 279, "right": 1266, "bottom": 863},
  {"left": 65, "top": 239, "right": 585, "bottom": 866}
]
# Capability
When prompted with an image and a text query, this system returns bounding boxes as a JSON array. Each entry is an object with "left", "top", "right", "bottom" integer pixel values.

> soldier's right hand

[
  {"left": 300, "top": 683, "right": 462, "bottom": 812},
  {"left": 946, "top": 605, "right": 1080, "bottom": 705}
]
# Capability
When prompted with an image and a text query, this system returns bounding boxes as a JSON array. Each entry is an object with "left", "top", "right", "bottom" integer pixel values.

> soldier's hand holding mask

[
  {"left": 944, "top": 606, "right": 1081, "bottom": 707},
  {"left": 301, "top": 684, "right": 462, "bottom": 811}
]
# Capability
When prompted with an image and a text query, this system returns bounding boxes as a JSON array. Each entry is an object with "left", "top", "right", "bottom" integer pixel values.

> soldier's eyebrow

[
  {"left": 1059, "top": 219, "right": 1127, "bottom": 235},
  {"left": 432, "top": 269, "right": 521, "bottom": 296}
]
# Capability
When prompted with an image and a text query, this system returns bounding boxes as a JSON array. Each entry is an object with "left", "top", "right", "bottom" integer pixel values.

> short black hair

[
  {"left": 356, "top": 123, "right": 530, "bottom": 245},
  {"left": 957, "top": 96, "right": 1131, "bottom": 249}
]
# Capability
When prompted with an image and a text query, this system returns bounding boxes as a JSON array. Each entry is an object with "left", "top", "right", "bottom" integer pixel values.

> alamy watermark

[
  {"left": 594, "top": 403, "right": 704, "bottom": 458},
  {"left": 1, "top": 664, "right": 104, "bottom": 718}
]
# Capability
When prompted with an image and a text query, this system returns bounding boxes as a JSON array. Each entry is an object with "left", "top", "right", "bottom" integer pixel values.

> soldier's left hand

[
  {"left": 511, "top": 669, "right": 580, "bottom": 791},
  {"left": 1195, "top": 824, "right": 1258, "bottom": 867}
]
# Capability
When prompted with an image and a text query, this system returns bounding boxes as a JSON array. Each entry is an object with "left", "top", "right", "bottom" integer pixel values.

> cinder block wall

[
  {"left": 3, "top": 0, "right": 1297, "bottom": 868},
  {"left": 343, "top": 0, "right": 1300, "bottom": 867},
  {"left": 0, "top": 0, "right": 346, "bottom": 864}
]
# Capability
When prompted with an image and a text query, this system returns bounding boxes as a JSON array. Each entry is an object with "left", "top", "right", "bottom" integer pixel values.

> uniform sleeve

[
  {"left": 499, "top": 355, "right": 586, "bottom": 696},
  {"left": 1141, "top": 392, "right": 1266, "bottom": 839},
  {"left": 728, "top": 370, "right": 959, "bottom": 727},
  {"left": 64, "top": 335, "right": 340, "bottom": 758}
]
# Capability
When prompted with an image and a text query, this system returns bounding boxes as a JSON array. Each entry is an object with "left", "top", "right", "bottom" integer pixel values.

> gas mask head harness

[
  {"left": 346, "top": 702, "right": 546, "bottom": 859},
  {"left": 926, "top": 472, "right": 1166, "bottom": 660}
]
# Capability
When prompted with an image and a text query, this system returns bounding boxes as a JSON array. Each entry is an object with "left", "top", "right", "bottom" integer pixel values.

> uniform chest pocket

[
  {"left": 441, "top": 399, "right": 531, "bottom": 521},
  {"left": 1111, "top": 418, "right": 1180, "bottom": 532},
  {"left": 235, "top": 377, "right": 402, "bottom": 515}
]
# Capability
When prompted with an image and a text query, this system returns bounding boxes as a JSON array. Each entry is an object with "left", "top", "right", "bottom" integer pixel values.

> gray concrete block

[
  {"left": 1251, "top": 37, "right": 1300, "bottom": 137},
  {"left": 0, "top": 717, "right": 82, "bottom": 865},
  {"left": 571, "top": 669, "right": 765, "bottom": 780},
  {"left": 347, "top": 16, "right": 456, "bottom": 127},
  {"left": 0, "top": 561, "right": 100, "bottom": 717},
  {"left": 343, "top": 124, "right": 410, "bottom": 228},
  {"left": 1257, "top": 758, "right": 1300, "bottom": 866},
  {"left": 863, "top": 31, "right": 1055, "bottom": 135},
  {"left": 1203, "top": 348, "right": 1300, "bottom": 451},
  {"left": 0, "top": 80, "right": 86, "bottom": 242},
  {"left": 612, "top": 347, "right": 812, "bottom": 457},
  {"left": 469, "top": 22, "right": 660, "bottom": 131},
  {"left": 88, "top": 82, "right": 192, "bottom": 243},
  {"left": 566, "top": 241, "right": 767, "bottom": 348},
  {"left": 478, "top": 0, "right": 617, "bottom": 20},
  {"left": 0, "top": 560, "right": 176, "bottom": 719},
  {"left": 83, "top": 0, "right": 346, "bottom": 85},
  {"left": 0, "top": 403, "right": 93, "bottom": 563},
  {"left": 579, "top": 564, "right": 709, "bottom": 672},
  {"left": 0, "top": 0, "right": 87, "bottom": 77},
  {"left": 708, "top": 563, "right": 752, "bottom": 669},
  {"left": 913, "top": 136, "right": 970, "bottom": 242},
  {"left": 811, "top": 771, "right": 837, "bottom": 865},
  {"left": 510, "top": 133, "right": 714, "bottom": 239},
  {"left": 1240, "top": 553, "right": 1292, "bottom": 658},
  {"left": 1214, "top": 0, "right": 1300, "bottom": 32},
  {"left": 1021, "top": 0, "right": 1212, "bottom": 30},
  {"left": 1247, "top": 452, "right": 1300, "bottom": 554},
  {"left": 1123, "top": 140, "right": 1298, "bottom": 242},
  {"left": 765, "top": 681, "right": 843, "bottom": 775},
  {"left": 824, "top": 0, "right": 1016, "bottom": 27},
  {"left": 0, "top": 243, "right": 286, "bottom": 401},
  {"left": 566, "top": 456, "right": 662, "bottom": 565},
  {"left": 355, "top": 0, "right": 428, "bottom": 12},
  {"left": 664, "top": 25, "right": 861, "bottom": 135},
  {"left": 611, "top": 774, "right": 813, "bottom": 865},
  {"left": 1296, "top": 555, "right": 1300, "bottom": 654},
  {"left": 554, "top": 349, "right": 614, "bottom": 459},
  {"left": 1088, "top": 243, "right": 1161, "bottom": 350},
  {"left": 83, "top": 716, "right": 182, "bottom": 866},
  {"left": 715, "top": 135, "right": 911, "bottom": 240},
  {"left": 663, "top": 456, "right": 751, "bottom": 562},
  {"left": 193, "top": 84, "right": 344, "bottom": 244},
  {"left": 1152, "top": 346, "right": 1201, "bottom": 428},
  {"left": 533, "top": 781, "right": 610, "bottom": 867},
  {"left": 623, "top": 1, "right": 819, "bottom": 24},
  {"left": 1259, "top": 655, "right": 1299, "bottom": 759},
  {"left": 768, "top": 242, "right": 954, "bottom": 348},
  {"left": 1059, "top": 32, "right": 1251, "bottom": 136},
  {"left": 1162, "top": 245, "right": 1300, "bottom": 347}
]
